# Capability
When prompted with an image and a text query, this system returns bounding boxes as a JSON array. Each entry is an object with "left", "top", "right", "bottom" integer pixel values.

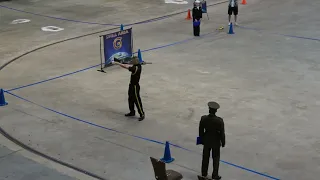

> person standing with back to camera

[
  {"left": 192, "top": 0, "right": 202, "bottom": 36},
  {"left": 113, "top": 57, "right": 145, "bottom": 121},
  {"left": 199, "top": 101, "right": 225, "bottom": 180},
  {"left": 228, "top": 0, "right": 238, "bottom": 26}
]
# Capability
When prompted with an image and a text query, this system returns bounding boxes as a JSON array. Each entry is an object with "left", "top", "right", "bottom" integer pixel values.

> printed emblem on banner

[{"left": 113, "top": 37, "right": 122, "bottom": 50}]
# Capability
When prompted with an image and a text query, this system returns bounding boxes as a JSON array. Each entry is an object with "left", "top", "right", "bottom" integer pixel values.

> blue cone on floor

[
  {"left": 160, "top": 141, "right": 174, "bottom": 163},
  {"left": 0, "top": 89, "right": 8, "bottom": 106},
  {"left": 137, "top": 49, "right": 144, "bottom": 64},
  {"left": 120, "top": 24, "right": 124, "bottom": 31},
  {"left": 228, "top": 23, "right": 234, "bottom": 34}
]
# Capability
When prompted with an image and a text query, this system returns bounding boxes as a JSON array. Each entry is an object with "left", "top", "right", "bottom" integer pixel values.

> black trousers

[
  {"left": 193, "top": 25, "right": 200, "bottom": 36},
  {"left": 201, "top": 145, "right": 220, "bottom": 177},
  {"left": 193, "top": 18, "right": 200, "bottom": 36},
  {"left": 128, "top": 84, "right": 144, "bottom": 116}
]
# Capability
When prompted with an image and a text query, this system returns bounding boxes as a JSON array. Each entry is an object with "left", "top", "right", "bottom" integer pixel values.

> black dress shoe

[
  {"left": 138, "top": 115, "right": 145, "bottom": 121},
  {"left": 125, "top": 112, "right": 135, "bottom": 116},
  {"left": 199, "top": 176, "right": 210, "bottom": 180},
  {"left": 212, "top": 175, "right": 221, "bottom": 180}
]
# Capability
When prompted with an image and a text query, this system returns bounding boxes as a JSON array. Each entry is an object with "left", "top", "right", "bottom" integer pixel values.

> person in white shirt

[{"left": 228, "top": 0, "right": 238, "bottom": 26}]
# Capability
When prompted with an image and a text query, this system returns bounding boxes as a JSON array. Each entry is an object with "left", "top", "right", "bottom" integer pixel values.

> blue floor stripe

[
  {"left": 7, "top": 24, "right": 320, "bottom": 92},
  {"left": 7, "top": 64, "right": 101, "bottom": 92},
  {"left": 238, "top": 25, "right": 320, "bottom": 41},
  {"left": 276, "top": 33, "right": 320, "bottom": 41},
  {"left": 7, "top": 31, "right": 218, "bottom": 92},
  {"left": 0, "top": 1, "right": 229, "bottom": 28},
  {"left": 0, "top": 5, "right": 120, "bottom": 27},
  {"left": 4, "top": 90, "right": 281, "bottom": 180},
  {"left": 220, "top": 160, "right": 280, "bottom": 180}
]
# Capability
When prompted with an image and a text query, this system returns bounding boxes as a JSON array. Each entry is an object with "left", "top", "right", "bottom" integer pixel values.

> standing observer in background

[
  {"left": 192, "top": 0, "right": 202, "bottom": 36},
  {"left": 228, "top": 0, "right": 238, "bottom": 26},
  {"left": 199, "top": 102, "right": 225, "bottom": 180},
  {"left": 113, "top": 57, "right": 145, "bottom": 121}
]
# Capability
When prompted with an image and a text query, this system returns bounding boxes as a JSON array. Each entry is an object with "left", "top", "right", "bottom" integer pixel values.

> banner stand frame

[
  {"left": 97, "top": 35, "right": 106, "bottom": 73},
  {"left": 201, "top": 0, "right": 210, "bottom": 20},
  {"left": 131, "top": 28, "right": 133, "bottom": 59}
]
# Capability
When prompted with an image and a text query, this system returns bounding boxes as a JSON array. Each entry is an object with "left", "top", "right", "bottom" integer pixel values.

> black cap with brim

[{"left": 208, "top": 101, "right": 220, "bottom": 109}]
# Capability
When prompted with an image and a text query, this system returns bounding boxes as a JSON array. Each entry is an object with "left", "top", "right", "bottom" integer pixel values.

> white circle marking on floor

[
  {"left": 41, "top": 26, "right": 64, "bottom": 32},
  {"left": 165, "top": 0, "right": 188, "bottom": 4},
  {"left": 11, "top": 19, "right": 31, "bottom": 24}
]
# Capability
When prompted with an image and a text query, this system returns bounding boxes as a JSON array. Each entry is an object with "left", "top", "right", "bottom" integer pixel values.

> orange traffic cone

[
  {"left": 241, "top": 0, "right": 247, "bottom": 5},
  {"left": 185, "top": 9, "right": 192, "bottom": 20}
]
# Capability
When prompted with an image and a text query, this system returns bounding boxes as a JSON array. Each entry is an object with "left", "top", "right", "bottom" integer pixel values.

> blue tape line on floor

[
  {"left": 1, "top": 4, "right": 183, "bottom": 28},
  {"left": 125, "top": 14, "right": 175, "bottom": 26},
  {"left": 220, "top": 160, "right": 280, "bottom": 180},
  {"left": 4, "top": 90, "right": 280, "bottom": 180},
  {"left": 7, "top": 64, "right": 101, "bottom": 92},
  {"left": 124, "top": 0, "right": 229, "bottom": 26},
  {"left": 238, "top": 25, "right": 320, "bottom": 41},
  {"left": 7, "top": 31, "right": 218, "bottom": 92},
  {"left": 0, "top": 4, "right": 175, "bottom": 27},
  {"left": 125, "top": 16, "right": 167, "bottom": 26},
  {"left": 276, "top": 33, "right": 320, "bottom": 41},
  {"left": 2, "top": 3, "right": 317, "bottom": 42},
  {"left": 0, "top": 5, "right": 120, "bottom": 27},
  {"left": 1, "top": 0, "right": 229, "bottom": 28},
  {"left": 0, "top": 4, "right": 173, "bottom": 28},
  {"left": 8, "top": 22, "right": 319, "bottom": 92},
  {"left": 137, "top": 31, "right": 218, "bottom": 53}
]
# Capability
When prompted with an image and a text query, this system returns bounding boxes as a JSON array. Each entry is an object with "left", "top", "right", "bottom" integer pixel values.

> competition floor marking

[
  {"left": 0, "top": 1, "right": 229, "bottom": 27},
  {"left": 165, "top": 0, "right": 189, "bottom": 4},
  {"left": 0, "top": 5, "right": 120, "bottom": 27},
  {"left": 0, "top": 2, "right": 316, "bottom": 179},
  {"left": 10, "top": 19, "right": 31, "bottom": 24},
  {"left": 41, "top": 26, "right": 64, "bottom": 32},
  {"left": 4, "top": 90, "right": 281, "bottom": 180},
  {"left": 196, "top": 70, "right": 210, "bottom": 74},
  {"left": 6, "top": 24, "right": 320, "bottom": 92},
  {"left": 238, "top": 25, "right": 320, "bottom": 42},
  {"left": 6, "top": 31, "right": 220, "bottom": 92}
]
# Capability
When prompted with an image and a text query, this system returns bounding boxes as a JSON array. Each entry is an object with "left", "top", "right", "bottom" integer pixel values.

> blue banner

[
  {"left": 202, "top": 1, "right": 207, "bottom": 13},
  {"left": 103, "top": 28, "right": 132, "bottom": 65}
]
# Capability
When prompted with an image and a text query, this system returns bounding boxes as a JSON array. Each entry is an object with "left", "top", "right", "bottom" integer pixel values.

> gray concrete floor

[
  {"left": 1, "top": 0, "right": 320, "bottom": 180},
  {"left": 0, "top": 134, "right": 96, "bottom": 180},
  {"left": 0, "top": 145, "right": 78, "bottom": 180}
]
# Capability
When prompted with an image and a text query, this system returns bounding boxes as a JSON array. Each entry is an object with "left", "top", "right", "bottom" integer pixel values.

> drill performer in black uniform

[
  {"left": 113, "top": 57, "right": 145, "bottom": 121},
  {"left": 192, "top": 0, "right": 203, "bottom": 36},
  {"left": 199, "top": 102, "right": 225, "bottom": 180}
]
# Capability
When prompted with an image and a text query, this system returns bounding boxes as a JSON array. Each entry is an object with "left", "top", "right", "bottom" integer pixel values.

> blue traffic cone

[
  {"left": 120, "top": 24, "right": 124, "bottom": 31},
  {"left": 160, "top": 141, "right": 174, "bottom": 163},
  {"left": 228, "top": 23, "right": 234, "bottom": 34},
  {"left": 0, "top": 89, "right": 8, "bottom": 106},
  {"left": 137, "top": 49, "right": 144, "bottom": 64}
]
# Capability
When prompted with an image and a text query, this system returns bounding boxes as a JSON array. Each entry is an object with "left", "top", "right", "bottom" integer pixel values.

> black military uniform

[
  {"left": 125, "top": 63, "right": 145, "bottom": 121},
  {"left": 199, "top": 102, "right": 225, "bottom": 180},
  {"left": 192, "top": 3, "right": 202, "bottom": 36}
]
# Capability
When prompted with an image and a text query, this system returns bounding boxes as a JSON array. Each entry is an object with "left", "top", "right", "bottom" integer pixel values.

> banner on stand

[
  {"left": 103, "top": 28, "right": 133, "bottom": 65},
  {"left": 202, "top": 1, "right": 207, "bottom": 13}
]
